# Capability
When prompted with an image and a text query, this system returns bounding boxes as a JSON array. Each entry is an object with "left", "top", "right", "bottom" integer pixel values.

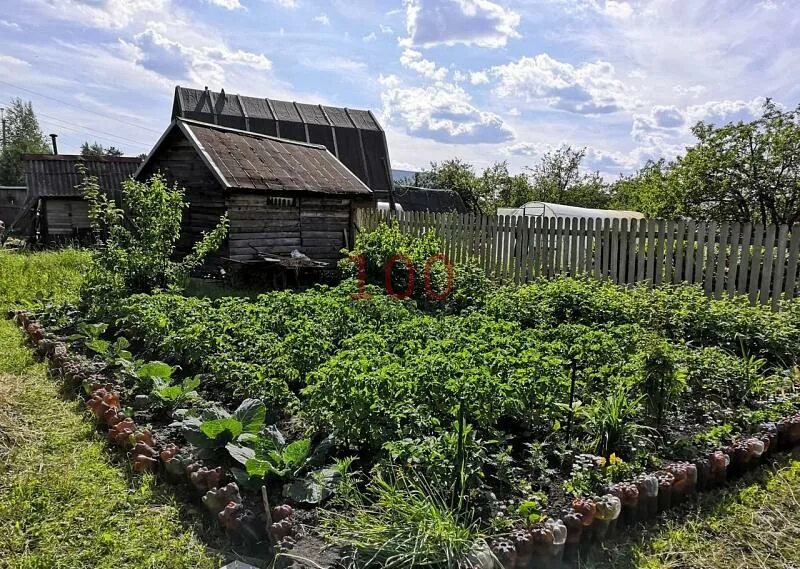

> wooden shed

[
  {"left": 16, "top": 155, "right": 141, "bottom": 242},
  {"left": 136, "top": 118, "right": 373, "bottom": 266}
]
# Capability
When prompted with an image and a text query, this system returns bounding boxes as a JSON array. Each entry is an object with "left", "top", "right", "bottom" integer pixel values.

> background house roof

[
  {"left": 141, "top": 119, "right": 372, "bottom": 196},
  {"left": 171, "top": 86, "right": 392, "bottom": 194},
  {"left": 391, "top": 185, "right": 468, "bottom": 213},
  {"left": 22, "top": 154, "right": 142, "bottom": 199}
]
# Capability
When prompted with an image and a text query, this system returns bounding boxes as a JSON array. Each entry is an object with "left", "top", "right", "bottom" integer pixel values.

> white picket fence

[{"left": 355, "top": 209, "right": 800, "bottom": 309}]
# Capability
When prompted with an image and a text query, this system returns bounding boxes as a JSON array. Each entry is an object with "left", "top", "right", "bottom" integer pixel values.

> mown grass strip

[
  {"left": 0, "top": 250, "right": 222, "bottom": 569},
  {"left": 0, "top": 319, "right": 223, "bottom": 569}
]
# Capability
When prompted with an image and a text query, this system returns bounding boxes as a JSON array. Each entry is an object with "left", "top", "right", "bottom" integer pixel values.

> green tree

[
  {"left": 414, "top": 158, "right": 483, "bottom": 212},
  {"left": 79, "top": 169, "right": 228, "bottom": 313},
  {"left": 477, "top": 161, "right": 533, "bottom": 212},
  {"left": 611, "top": 159, "right": 684, "bottom": 218},
  {"left": 81, "top": 141, "right": 123, "bottom": 157},
  {"left": 672, "top": 99, "right": 800, "bottom": 225},
  {"left": 0, "top": 98, "right": 51, "bottom": 185},
  {"left": 526, "top": 145, "right": 612, "bottom": 209}
]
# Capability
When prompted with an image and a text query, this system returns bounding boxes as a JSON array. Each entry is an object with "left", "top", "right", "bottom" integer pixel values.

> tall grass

[
  {"left": 0, "top": 249, "right": 90, "bottom": 308},
  {"left": 321, "top": 469, "right": 490, "bottom": 569}
]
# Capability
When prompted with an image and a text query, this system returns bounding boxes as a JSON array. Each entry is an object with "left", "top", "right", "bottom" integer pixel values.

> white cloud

[
  {"left": 469, "top": 71, "right": 489, "bottom": 85},
  {"left": 274, "top": 0, "right": 297, "bottom": 6},
  {"left": 378, "top": 74, "right": 402, "bottom": 88},
  {"left": 603, "top": 0, "right": 633, "bottom": 19},
  {"left": 302, "top": 55, "right": 366, "bottom": 73},
  {"left": 381, "top": 82, "right": 514, "bottom": 144},
  {"left": 206, "top": 0, "right": 243, "bottom": 9},
  {"left": 487, "top": 53, "right": 636, "bottom": 114},
  {"left": 673, "top": 84, "right": 707, "bottom": 98},
  {"left": 362, "top": 32, "right": 377, "bottom": 42},
  {"left": 399, "top": 49, "right": 448, "bottom": 80},
  {"left": 505, "top": 141, "right": 550, "bottom": 157},
  {"left": 128, "top": 27, "right": 271, "bottom": 88},
  {"left": 685, "top": 97, "right": 766, "bottom": 126},
  {"left": 30, "top": 0, "right": 171, "bottom": 30},
  {"left": 314, "top": 13, "right": 331, "bottom": 26},
  {"left": 402, "top": 0, "right": 520, "bottom": 48},
  {"left": 0, "top": 19, "right": 21, "bottom": 30},
  {"left": 0, "top": 55, "right": 30, "bottom": 68},
  {"left": 380, "top": 24, "right": 394, "bottom": 34}
]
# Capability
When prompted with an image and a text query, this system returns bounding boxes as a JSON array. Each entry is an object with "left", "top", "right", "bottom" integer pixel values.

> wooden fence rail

[{"left": 355, "top": 209, "right": 800, "bottom": 309}]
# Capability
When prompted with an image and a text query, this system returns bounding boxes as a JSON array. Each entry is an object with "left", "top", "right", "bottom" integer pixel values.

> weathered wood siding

[
  {"left": 228, "top": 194, "right": 355, "bottom": 265},
  {"left": 139, "top": 129, "right": 228, "bottom": 261},
  {"left": 45, "top": 198, "right": 90, "bottom": 236}
]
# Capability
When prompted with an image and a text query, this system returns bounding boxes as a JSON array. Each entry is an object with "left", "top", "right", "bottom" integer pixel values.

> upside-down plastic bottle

[
  {"left": 593, "top": 494, "right": 622, "bottom": 541},
  {"left": 571, "top": 498, "right": 596, "bottom": 548},
  {"left": 634, "top": 474, "right": 658, "bottom": 519},
  {"left": 544, "top": 518, "right": 567, "bottom": 569},
  {"left": 693, "top": 457, "right": 711, "bottom": 492},
  {"left": 609, "top": 482, "right": 640, "bottom": 526},
  {"left": 709, "top": 450, "right": 730, "bottom": 486},
  {"left": 655, "top": 471, "right": 674, "bottom": 512},
  {"left": 664, "top": 462, "right": 695, "bottom": 505},
  {"left": 562, "top": 512, "right": 584, "bottom": 564},
  {"left": 528, "top": 524, "right": 554, "bottom": 569},
  {"left": 511, "top": 529, "right": 533, "bottom": 569}
]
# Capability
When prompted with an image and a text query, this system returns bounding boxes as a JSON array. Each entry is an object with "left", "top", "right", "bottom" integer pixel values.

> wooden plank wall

[
  {"left": 355, "top": 209, "right": 800, "bottom": 308},
  {"left": 229, "top": 194, "right": 352, "bottom": 265},
  {"left": 45, "top": 198, "right": 90, "bottom": 236}
]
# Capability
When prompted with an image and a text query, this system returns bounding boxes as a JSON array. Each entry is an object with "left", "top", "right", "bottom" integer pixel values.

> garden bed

[{"left": 10, "top": 264, "right": 800, "bottom": 568}]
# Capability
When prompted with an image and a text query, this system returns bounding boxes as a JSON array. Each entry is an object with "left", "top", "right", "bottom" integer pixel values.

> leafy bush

[
  {"left": 79, "top": 170, "right": 228, "bottom": 314},
  {"left": 342, "top": 221, "right": 495, "bottom": 312}
]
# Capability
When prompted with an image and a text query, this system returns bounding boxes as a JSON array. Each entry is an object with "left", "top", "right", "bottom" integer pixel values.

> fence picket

[
  {"left": 748, "top": 224, "right": 765, "bottom": 304},
  {"left": 673, "top": 220, "right": 685, "bottom": 283},
  {"left": 726, "top": 223, "right": 741, "bottom": 299},
  {"left": 618, "top": 219, "right": 629, "bottom": 283},
  {"left": 655, "top": 220, "right": 666, "bottom": 285},
  {"left": 643, "top": 220, "right": 654, "bottom": 285},
  {"left": 760, "top": 224, "right": 777, "bottom": 305},
  {"left": 771, "top": 224, "right": 788, "bottom": 309},
  {"left": 786, "top": 227, "right": 800, "bottom": 302},
  {"left": 704, "top": 222, "right": 717, "bottom": 295},
  {"left": 713, "top": 222, "right": 729, "bottom": 299}
]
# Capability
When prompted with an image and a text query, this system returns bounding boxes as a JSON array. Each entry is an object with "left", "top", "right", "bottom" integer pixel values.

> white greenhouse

[{"left": 497, "top": 201, "right": 644, "bottom": 221}]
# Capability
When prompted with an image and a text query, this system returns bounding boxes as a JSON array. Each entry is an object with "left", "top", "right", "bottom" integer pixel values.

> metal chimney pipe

[{"left": 49, "top": 133, "right": 58, "bottom": 155}]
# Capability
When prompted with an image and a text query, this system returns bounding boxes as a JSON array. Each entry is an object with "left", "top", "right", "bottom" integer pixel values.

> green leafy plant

[
  {"left": 180, "top": 398, "right": 266, "bottom": 462},
  {"left": 79, "top": 169, "right": 228, "bottom": 315}
]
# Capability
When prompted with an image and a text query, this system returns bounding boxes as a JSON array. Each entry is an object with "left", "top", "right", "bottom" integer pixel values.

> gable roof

[
  {"left": 23, "top": 154, "right": 142, "bottom": 199},
  {"left": 171, "top": 86, "right": 393, "bottom": 193},
  {"left": 138, "top": 119, "right": 372, "bottom": 196}
]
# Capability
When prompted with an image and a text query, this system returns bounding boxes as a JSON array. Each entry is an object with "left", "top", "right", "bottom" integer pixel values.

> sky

[{"left": 0, "top": 0, "right": 798, "bottom": 179}]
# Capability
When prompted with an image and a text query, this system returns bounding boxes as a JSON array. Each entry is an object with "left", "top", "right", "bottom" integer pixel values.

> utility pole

[{"left": 1, "top": 107, "right": 6, "bottom": 151}]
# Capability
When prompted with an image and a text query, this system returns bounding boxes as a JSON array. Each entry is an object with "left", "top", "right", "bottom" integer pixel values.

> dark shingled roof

[
  {"left": 171, "top": 86, "right": 393, "bottom": 194},
  {"left": 386, "top": 185, "right": 468, "bottom": 213},
  {"left": 22, "top": 154, "right": 142, "bottom": 199},
  {"left": 138, "top": 119, "right": 372, "bottom": 196}
]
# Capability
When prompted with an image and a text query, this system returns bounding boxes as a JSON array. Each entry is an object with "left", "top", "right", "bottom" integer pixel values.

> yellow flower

[{"left": 609, "top": 453, "right": 623, "bottom": 466}]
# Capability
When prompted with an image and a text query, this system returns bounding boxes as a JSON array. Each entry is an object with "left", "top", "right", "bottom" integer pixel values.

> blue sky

[{"left": 1, "top": 0, "right": 798, "bottom": 178}]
